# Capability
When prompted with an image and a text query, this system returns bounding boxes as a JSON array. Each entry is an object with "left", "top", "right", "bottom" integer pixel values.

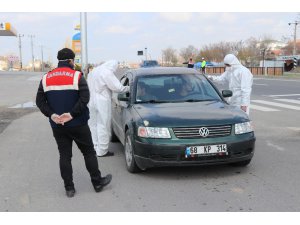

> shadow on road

[{"left": 0, "top": 107, "right": 38, "bottom": 134}]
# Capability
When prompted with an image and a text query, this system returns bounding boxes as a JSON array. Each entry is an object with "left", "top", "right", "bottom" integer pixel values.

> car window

[{"left": 135, "top": 74, "right": 222, "bottom": 103}]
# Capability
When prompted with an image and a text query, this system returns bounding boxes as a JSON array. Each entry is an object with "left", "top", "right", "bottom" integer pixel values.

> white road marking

[
  {"left": 253, "top": 83, "right": 268, "bottom": 86},
  {"left": 287, "top": 127, "right": 300, "bottom": 132},
  {"left": 251, "top": 100, "right": 300, "bottom": 110},
  {"left": 268, "top": 94, "right": 300, "bottom": 97},
  {"left": 251, "top": 104, "right": 279, "bottom": 112},
  {"left": 27, "top": 76, "right": 42, "bottom": 81},
  {"left": 266, "top": 141, "right": 284, "bottom": 151},
  {"left": 275, "top": 99, "right": 300, "bottom": 105},
  {"left": 254, "top": 78, "right": 300, "bottom": 82},
  {"left": 9, "top": 101, "right": 36, "bottom": 108}
]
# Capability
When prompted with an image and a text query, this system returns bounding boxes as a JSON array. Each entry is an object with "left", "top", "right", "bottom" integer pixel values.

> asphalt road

[{"left": 0, "top": 71, "right": 300, "bottom": 212}]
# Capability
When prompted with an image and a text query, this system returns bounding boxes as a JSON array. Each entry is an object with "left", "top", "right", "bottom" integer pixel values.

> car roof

[{"left": 129, "top": 67, "right": 202, "bottom": 76}]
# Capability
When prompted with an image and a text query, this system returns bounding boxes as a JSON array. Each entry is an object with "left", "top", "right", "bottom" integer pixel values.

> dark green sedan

[{"left": 111, "top": 67, "right": 255, "bottom": 173}]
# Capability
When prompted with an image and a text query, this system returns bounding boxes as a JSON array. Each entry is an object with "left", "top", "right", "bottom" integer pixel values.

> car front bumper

[{"left": 133, "top": 133, "right": 256, "bottom": 170}]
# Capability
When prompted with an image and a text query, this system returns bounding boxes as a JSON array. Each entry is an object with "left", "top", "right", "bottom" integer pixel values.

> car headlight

[
  {"left": 235, "top": 121, "right": 253, "bottom": 134},
  {"left": 138, "top": 126, "right": 171, "bottom": 138}
]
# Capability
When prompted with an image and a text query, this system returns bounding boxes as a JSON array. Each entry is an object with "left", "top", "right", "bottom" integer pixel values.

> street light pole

[
  {"left": 18, "top": 34, "right": 24, "bottom": 70},
  {"left": 80, "top": 12, "right": 88, "bottom": 76},
  {"left": 29, "top": 35, "right": 35, "bottom": 72},
  {"left": 145, "top": 47, "right": 147, "bottom": 60},
  {"left": 288, "top": 21, "right": 299, "bottom": 55}
]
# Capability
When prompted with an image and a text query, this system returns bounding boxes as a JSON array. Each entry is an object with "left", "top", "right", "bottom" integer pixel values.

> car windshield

[{"left": 135, "top": 74, "right": 222, "bottom": 103}]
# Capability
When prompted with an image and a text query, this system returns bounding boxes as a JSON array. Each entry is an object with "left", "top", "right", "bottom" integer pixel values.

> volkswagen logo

[{"left": 199, "top": 127, "right": 209, "bottom": 137}]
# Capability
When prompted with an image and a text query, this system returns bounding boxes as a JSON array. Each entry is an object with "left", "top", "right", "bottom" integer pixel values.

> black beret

[{"left": 57, "top": 48, "right": 75, "bottom": 60}]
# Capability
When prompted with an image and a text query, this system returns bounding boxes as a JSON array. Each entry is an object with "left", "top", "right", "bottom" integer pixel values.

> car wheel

[
  {"left": 124, "top": 130, "right": 141, "bottom": 173},
  {"left": 110, "top": 125, "right": 119, "bottom": 142},
  {"left": 230, "top": 159, "right": 252, "bottom": 167}
]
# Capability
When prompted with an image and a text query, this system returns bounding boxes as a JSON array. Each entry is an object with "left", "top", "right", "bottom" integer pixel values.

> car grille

[{"left": 172, "top": 125, "right": 232, "bottom": 139}]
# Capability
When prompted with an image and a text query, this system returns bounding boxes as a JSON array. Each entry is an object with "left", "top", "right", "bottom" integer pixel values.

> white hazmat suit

[
  {"left": 210, "top": 54, "right": 253, "bottom": 115},
  {"left": 87, "top": 60, "right": 130, "bottom": 156}
]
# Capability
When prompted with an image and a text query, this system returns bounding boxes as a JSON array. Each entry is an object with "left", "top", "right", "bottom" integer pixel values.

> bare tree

[
  {"left": 242, "top": 37, "right": 261, "bottom": 66},
  {"left": 162, "top": 47, "right": 178, "bottom": 66},
  {"left": 160, "top": 34, "right": 294, "bottom": 68},
  {"left": 281, "top": 41, "right": 300, "bottom": 55},
  {"left": 179, "top": 45, "right": 198, "bottom": 62},
  {"left": 197, "top": 42, "right": 232, "bottom": 62}
]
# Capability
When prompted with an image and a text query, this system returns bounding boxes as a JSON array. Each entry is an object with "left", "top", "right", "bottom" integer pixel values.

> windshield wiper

[
  {"left": 184, "top": 99, "right": 219, "bottom": 102},
  {"left": 137, "top": 99, "right": 170, "bottom": 103}
]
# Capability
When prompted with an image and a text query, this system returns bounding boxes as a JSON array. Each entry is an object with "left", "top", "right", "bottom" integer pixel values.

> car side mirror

[
  {"left": 222, "top": 90, "right": 232, "bottom": 98},
  {"left": 118, "top": 92, "right": 129, "bottom": 101}
]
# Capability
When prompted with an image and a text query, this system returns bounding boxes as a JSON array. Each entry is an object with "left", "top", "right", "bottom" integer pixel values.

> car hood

[{"left": 133, "top": 101, "right": 249, "bottom": 127}]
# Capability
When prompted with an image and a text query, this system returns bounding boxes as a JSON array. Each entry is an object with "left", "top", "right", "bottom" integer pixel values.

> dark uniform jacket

[{"left": 36, "top": 61, "right": 90, "bottom": 128}]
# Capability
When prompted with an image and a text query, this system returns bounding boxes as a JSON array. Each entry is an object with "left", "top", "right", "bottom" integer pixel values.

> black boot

[
  {"left": 66, "top": 188, "right": 76, "bottom": 198},
  {"left": 93, "top": 174, "right": 112, "bottom": 192}
]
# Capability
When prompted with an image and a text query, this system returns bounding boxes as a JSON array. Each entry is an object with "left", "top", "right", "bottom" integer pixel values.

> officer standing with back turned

[{"left": 36, "top": 48, "right": 112, "bottom": 198}]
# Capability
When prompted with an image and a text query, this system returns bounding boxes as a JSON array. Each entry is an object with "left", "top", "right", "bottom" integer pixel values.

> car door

[{"left": 111, "top": 73, "right": 132, "bottom": 144}]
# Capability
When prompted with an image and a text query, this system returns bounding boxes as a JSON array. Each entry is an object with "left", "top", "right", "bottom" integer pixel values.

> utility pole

[
  {"left": 80, "top": 12, "right": 88, "bottom": 76},
  {"left": 288, "top": 21, "right": 299, "bottom": 55},
  {"left": 40, "top": 45, "right": 44, "bottom": 72},
  {"left": 18, "top": 34, "right": 24, "bottom": 70},
  {"left": 145, "top": 47, "right": 148, "bottom": 60},
  {"left": 261, "top": 48, "right": 266, "bottom": 76},
  {"left": 28, "top": 35, "right": 35, "bottom": 71}
]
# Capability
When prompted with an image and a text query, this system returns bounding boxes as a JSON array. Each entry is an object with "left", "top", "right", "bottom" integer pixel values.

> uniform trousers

[{"left": 52, "top": 124, "right": 102, "bottom": 190}]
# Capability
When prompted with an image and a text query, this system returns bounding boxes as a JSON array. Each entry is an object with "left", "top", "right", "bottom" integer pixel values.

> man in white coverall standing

[
  {"left": 87, "top": 60, "right": 130, "bottom": 157},
  {"left": 209, "top": 54, "right": 253, "bottom": 115}
]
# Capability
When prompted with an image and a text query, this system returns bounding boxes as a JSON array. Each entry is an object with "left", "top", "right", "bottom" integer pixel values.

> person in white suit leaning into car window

[
  {"left": 208, "top": 54, "right": 253, "bottom": 115},
  {"left": 87, "top": 60, "right": 130, "bottom": 157}
]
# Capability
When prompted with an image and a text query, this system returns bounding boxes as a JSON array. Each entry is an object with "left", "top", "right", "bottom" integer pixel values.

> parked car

[
  {"left": 206, "top": 61, "right": 215, "bottom": 67},
  {"left": 111, "top": 67, "right": 255, "bottom": 173},
  {"left": 140, "top": 60, "right": 159, "bottom": 68},
  {"left": 194, "top": 61, "right": 215, "bottom": 69}
]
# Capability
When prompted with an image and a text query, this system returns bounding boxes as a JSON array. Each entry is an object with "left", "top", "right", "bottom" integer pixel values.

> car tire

[
  {"left": 110, "top": 125, "right": 119, "bottom": 142},
  {"left": 230, "top": 159, "right": 252, "bottom": 167},
  {"left": 124, "top": 130, "right": 141, "bottom": 173}
]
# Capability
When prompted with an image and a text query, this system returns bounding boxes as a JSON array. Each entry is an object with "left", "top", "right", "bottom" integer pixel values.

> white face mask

[{"left": 225, "top": 66, "right": 233, "bottom": 72}]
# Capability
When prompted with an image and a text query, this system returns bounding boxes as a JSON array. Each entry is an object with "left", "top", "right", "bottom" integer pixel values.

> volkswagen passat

[{"left": 111, "top": 67, "right": 255, "bottom": 173}]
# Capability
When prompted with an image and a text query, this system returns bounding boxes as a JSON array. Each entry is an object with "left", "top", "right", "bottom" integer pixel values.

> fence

[{"left": 205, "top": 67, "right": 284, "bottom": 76}]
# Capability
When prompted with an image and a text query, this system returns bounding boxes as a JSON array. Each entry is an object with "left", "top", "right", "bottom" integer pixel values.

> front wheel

[{"left": 124, "top": 130, "right": 141, "bottom": 173}]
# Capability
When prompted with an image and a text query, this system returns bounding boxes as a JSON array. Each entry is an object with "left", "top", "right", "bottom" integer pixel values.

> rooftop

[{"left": 0, "top": 22, "right": 17, "bottom": 36}]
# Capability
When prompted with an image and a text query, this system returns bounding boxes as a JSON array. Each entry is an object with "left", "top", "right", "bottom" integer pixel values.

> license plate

[{"left": 185, "top": 144, "right": 227, "bottom": 158}]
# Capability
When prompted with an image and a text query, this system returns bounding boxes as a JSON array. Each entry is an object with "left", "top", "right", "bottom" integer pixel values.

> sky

[
  {"left": 1, "top": 12, "right": 299, "bottom": 66},
  {"left": 1, "top": 0, "right": 300, "bottom": 66}
]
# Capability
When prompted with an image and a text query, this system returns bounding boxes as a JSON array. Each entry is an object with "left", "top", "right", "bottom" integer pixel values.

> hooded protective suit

[
  {"left": 87, "top": 60, "right": 130, "bottom": 156},
  {"left": 211, "top": 54, "right": 253, "bottom": 115}
]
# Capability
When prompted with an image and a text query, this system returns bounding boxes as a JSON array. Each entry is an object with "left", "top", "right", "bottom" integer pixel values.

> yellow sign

[
  {"left": 75, "top": 24, "right": 80, "bottom": 30},
  {"left": 72, "top": 41, "right": 81, "bottom": 54}
]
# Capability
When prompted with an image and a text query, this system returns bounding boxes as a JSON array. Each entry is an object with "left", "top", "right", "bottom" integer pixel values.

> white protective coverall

[
  {"left": 210, "top": 54, "right": 253, "bottom": 115},
  {"left": 87, "top": 60, "right": 130, "bottom": 156}
]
